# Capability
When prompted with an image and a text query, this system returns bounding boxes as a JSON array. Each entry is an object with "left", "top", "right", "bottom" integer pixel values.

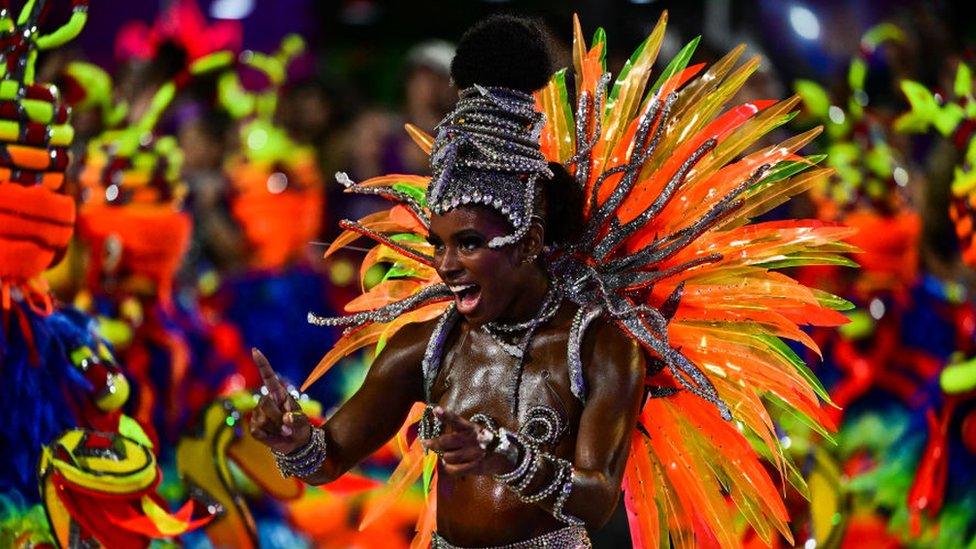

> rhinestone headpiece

[{"left": 427, "top": 85, "right": 553, "bottom": 248}]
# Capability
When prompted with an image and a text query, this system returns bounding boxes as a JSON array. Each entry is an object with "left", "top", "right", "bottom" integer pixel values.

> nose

[{"left": 437, "top": 246, "right": 464, "bottom": 281}]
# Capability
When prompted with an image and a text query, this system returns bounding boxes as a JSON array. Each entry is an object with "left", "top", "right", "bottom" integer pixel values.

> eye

[
  {"left": 427, "top": 237, "right": 445, "bottom": 254},
  {"left": 459, "top": 235, "right": 484, "bottom": 252}
]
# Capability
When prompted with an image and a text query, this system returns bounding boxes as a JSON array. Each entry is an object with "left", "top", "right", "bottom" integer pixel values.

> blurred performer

[
  {"left": 74, "top": 52, "right": 254, "bottom": 449},
  {"left": 212, "top": 35, "right": 337, "bottom": 402},
  {"left": 792, "top": 24, "right": 928, "bottom": 427},
  {"left": 0, "top": 2, "right": 208, "bottom": 546},
  {"left": 250, "top": 14, "right": 849, "bottom": 548}
]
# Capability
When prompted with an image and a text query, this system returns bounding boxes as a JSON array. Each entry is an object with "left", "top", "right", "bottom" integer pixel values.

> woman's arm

[
  {"left": 555, "top": 318, "right": 645, "bottom": 527},
  {"left": 250, "top": 320, "right": 432, "bottom": 485}
]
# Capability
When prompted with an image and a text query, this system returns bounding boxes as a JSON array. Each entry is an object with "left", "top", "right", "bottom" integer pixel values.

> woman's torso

[{"left": 428, "top": 302, "right": 586, "bottom": 546}]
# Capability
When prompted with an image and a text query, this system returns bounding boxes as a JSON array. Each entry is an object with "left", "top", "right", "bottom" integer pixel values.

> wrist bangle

[
  {"left": 273, "top": 427, "right": 327, "bottom": 478},
  {"left": 418, "top": 404, "right": 443, "bottom": 445},
  {"left": 471, "top": 413, "right": 501, "bottom": 453}
]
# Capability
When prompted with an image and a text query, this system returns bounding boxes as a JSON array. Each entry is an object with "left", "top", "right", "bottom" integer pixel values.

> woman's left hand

[{"left": 424, "top": 407, "right": 513, "bottom": 476}]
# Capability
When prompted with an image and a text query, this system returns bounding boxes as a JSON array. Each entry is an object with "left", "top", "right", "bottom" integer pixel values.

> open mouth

[{"left": 449, "top": 283, "right": 482, "bottom": 315}]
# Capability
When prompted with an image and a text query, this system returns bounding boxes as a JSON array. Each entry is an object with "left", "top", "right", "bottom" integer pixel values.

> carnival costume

[
  {"left": 114, "top": 0, "right": 241, "bottom": 66},
  {"left": 74, "top": 52, "right": 254, "bottom": 448},
  {"left": 286, "top": 13, "right": 857, "bottom": 548},
  {"left": 823, "top": 56, "right": 976, "bottom": 547},
  {"left": 790, "top": 23, "right": 930, "bottom": 427},
  {"left": 213, "top": 34, "right": 337, "bottom": 403},
  {"left": 898, "top": 61, "right": 976, "bottom": 267},
  {"left": 0, "top": 1, "right": 209, "bottom": 546},
  {"left": 777, "top": 29, "right": 976, "bottom": 547}
]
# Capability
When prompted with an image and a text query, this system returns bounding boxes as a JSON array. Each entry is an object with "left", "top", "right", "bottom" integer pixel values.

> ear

[{"left": 518, "top": 219, "right": 545, "bottom": 264}]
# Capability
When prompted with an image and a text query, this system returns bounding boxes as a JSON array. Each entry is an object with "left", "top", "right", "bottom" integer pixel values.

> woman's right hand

[{"left": 249, "top": 348, "right": 313, "bottom": 455}]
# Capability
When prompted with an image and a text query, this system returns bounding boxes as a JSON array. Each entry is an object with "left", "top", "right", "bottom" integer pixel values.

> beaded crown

[{"left": 427, "top": 85, "right": 553, "bottom": 247}]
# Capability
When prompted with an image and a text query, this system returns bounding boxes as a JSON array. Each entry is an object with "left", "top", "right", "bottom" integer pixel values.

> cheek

[{"left": 464, "top": 250, "right": 518, "bottom": 280}]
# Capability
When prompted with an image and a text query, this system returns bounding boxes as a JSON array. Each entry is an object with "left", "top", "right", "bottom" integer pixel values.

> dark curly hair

[
  {"left": 540, "top": 162, "right": 585, "bottom": 247},
  {"left": 450, "top": 14, "right": 552, "bottom": 93}
]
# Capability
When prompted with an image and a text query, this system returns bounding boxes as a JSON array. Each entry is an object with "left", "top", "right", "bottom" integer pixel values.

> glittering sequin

[
  {"left": 567, "top": 305, "right": 602, "bottom": 403},
  {"left": 423, "top": 304, "right": 459, "bottom": 401},
  {"left": 428, "top": 86, "right": 552, "bottom": 248},
  {"left": 431, "top": 526, "right": 591, "bottom": 549}
]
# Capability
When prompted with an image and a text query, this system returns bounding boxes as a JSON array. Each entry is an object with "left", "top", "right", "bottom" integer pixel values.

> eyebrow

[
  {"left": 452, "top": 229, "right": 484, "bottom": 239},
  {"left": 426, "top": 228, "right": 485, "bottom": 245}
]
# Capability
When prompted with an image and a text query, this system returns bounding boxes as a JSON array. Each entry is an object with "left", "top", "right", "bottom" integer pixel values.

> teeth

[{"left": 449, "top": 284, "right": 475, "bottom": 294}]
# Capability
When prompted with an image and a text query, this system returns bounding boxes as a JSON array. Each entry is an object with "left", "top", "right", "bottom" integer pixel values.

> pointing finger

[
  {"left": 424, "top": 431, "right": 471, "bottom": 454},
  {"left": 253, "top": 348, "right": 288, "bottom": 404}
]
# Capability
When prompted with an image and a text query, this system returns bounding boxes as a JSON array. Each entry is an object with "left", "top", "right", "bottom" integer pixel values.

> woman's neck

[{"left": 494, "top": 265, "right": 551, "bottom": 325}]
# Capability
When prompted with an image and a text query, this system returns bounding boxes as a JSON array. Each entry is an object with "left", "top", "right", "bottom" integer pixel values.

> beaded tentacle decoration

[{"left": 305, "top": 12, "right": 852, "bottom": 548}]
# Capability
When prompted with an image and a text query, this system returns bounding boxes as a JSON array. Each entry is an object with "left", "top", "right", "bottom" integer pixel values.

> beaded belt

[{"left": 430, "top": 526, "right": 591, "bottom": 549}]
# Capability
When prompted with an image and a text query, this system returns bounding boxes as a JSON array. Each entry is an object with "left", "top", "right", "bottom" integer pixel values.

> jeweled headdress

[{"left": 427, "top": 84, "right": 552, "bottom": 247}]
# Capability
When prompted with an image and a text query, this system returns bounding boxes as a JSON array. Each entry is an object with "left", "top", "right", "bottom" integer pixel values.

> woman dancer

[{"left": 252, "top": 14, "right": 847, "bottom": 548}]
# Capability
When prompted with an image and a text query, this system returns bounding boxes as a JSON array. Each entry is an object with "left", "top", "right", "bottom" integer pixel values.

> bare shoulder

[
  {"left": 582, "top": 314, "right": 645, "bottom": 391},
  {"left": 367, "top": 313, "right": 444, "bottom": 385},
  {"left": 382, "top": 314, "right": 442, "bottom": 358}
]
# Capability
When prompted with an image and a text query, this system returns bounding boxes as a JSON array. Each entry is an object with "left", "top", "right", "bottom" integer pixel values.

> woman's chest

[{"left": 429, "top": 327, "right": 583, "bottom": 438}]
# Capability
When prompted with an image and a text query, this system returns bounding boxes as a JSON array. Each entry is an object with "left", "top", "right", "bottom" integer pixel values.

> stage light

[
  {"left": 869, "top": 297, "right": 886, "bottom": 320},
  {"left": 828, "top": 105, "right": 845, "bottom": 125},
  {"left": 267, "top": 172, "right": 288, "bottom": 194},
  {"left": 789, "top": 5, "right": 820, "bottom": 41},
  {"left": 894, "top": 167, "right": 909, "bottom": 187},
  {"left": 210, "top": 0, "right": 255, "bottom": 20},
  {"left": 247, "top": 128, "right": 268, "bottom": 151}
]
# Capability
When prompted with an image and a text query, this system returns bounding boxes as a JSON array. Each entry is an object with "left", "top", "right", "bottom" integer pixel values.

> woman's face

[{"left": 427, "top": 205, "right": 524, "bottom": 325}]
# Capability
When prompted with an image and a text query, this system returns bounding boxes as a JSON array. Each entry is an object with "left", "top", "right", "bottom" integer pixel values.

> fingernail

[
  {"left": 281, "top": 425, "right": 293, "bottom": 437},
  {"left": 434, "top": 406, "right": 444, "bottom": 415}
]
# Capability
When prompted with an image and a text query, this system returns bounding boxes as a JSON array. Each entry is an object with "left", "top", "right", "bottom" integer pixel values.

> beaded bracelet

[
  {"left": 471, "top": 414, "right": 504, "bottom": 454},
  {"left": 552, "top": 464, "right": 584, "bottom": 526},
  {"left": 418, "top": 404, "right": 443, "bottom": 442},
  {"left": 273, "top": 427, "right": 326, "bottom": 478}
]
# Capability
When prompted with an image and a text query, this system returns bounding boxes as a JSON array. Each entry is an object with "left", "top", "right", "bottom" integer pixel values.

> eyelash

[
  {"left": 459, "top": 238, "right": 482, "bottom": 252},
  {"left": 429, "top": 238, "right": 483, "bottom": 254}
]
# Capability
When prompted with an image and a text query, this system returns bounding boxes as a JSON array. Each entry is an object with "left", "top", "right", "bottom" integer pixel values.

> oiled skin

[
  {"left": 251, "top": 207, "right": 646, "bottom": 545},
  {"left": 296, "top": 303, "right": 644, "bottom": 546}
]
